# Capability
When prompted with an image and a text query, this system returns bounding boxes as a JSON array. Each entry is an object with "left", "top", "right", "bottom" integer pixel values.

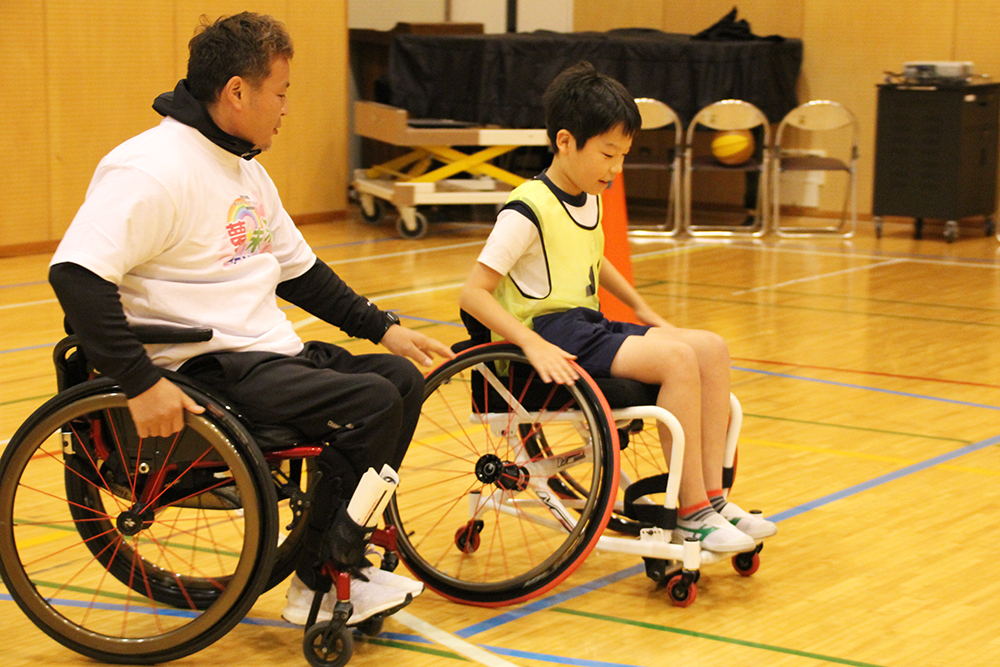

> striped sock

[
  {"left": 678, "top": 500, "right": 714, "bottom": 525},
  {"left": 708, "top": 489, "right": 727, "bottom": 513}
]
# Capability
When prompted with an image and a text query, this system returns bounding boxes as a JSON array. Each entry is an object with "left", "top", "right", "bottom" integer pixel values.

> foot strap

[{"left": 623, "top": 474, "right": 677, "bottom": 529}]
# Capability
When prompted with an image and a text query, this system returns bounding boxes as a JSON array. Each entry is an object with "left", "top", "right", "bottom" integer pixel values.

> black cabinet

[{"left": 872, "top": 82, "right": 999, "bottom": 241}]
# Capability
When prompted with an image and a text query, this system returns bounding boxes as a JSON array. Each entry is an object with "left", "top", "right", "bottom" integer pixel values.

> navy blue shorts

[{"left": 532, "top": 307, "right": 651, "bottom": 377}]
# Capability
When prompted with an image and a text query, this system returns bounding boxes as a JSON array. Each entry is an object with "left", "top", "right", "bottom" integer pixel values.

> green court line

[
  {"left": 635, "top": 274, "right": 1000, "bottom": 317},
  {"left": 1, "top": 393, "right": 52, "bottom": 408},
  {"left": 17, "top": 520, "right": 242, "bottom": 558},
  {"left": 30, "top": 579, "right": 131, "bottom": 601},
  {"left": 742, "top": 413, "right": 972, "bottom": 444},
  {"left": 551, "top": 607, "right": 887, "bottom": 667},
  {"left": 358, "top": 635, "right": 468, "bottom": 661},
  {"left": 634, "top": 285, "right": 1000, "bottom": 330}
]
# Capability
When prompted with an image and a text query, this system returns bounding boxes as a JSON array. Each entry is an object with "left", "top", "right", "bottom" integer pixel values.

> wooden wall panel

[
  {"left": 799, "top": 0, "right": 957, "bottom": 214},
  {"left": 660, "top": 1, "right": 803, "bottom": 39},
  {"left": 0, "top": 1, "right": 349, "bottom": 256},
  {"left": 282, "top": 1, "right": 350, "bottom": 217},
  {"left": 0, "top": 2, "right": 49, "bottom": 248},
  {"left": 44, "top": 1, "right": 175, "bottom": 239},
  {"left": 572, "top": 0, "right": 1000, "bottom": 220},
  {"left": 574, "top": 0, "right": 663, "bottom": 32}
]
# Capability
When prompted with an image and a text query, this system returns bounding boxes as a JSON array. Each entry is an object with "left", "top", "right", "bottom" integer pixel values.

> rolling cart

[{"left": 352, "top": 101, "right": 548, "bottom": 238}]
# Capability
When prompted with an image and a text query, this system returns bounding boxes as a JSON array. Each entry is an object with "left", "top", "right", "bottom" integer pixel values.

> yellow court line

[
  {"left": 15, "top": 530, "right": 70, "bottom": 549},
  {"left": 742, "top": 437, "right": 1000, "bottom": 477}
]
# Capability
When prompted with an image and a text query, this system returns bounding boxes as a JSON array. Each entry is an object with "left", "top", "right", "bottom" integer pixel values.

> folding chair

[
  {"left": 772, "top": 100, "right": 858, "bottom": 237},
  {"left": 625, "top": 98, "right": 684, "bottom": 236},
  {"left": 683, "top": 99, "right": 770, "bottom": 236}
]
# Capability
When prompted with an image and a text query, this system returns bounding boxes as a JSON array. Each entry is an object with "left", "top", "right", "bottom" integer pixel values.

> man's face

[{"left": 240, "top": 55, "right": 290, "bottom": 151}]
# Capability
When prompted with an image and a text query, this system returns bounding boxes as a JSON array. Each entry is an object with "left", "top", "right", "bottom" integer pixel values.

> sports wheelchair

[
  {"left": 0, "top": 326, "right": 399, "bottom": 667},
  {"left": 386, "top": 313, "right": 766, "bottom": 608}
]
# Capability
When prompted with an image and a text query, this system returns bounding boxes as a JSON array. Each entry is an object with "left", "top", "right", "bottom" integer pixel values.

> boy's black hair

[{"left": 542, "top": 61, "right": 641, "bottom": 151}]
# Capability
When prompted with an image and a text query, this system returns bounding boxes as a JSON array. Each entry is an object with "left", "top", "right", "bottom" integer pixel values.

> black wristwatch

[{"left": 381, "top": 310, "right": 400, "bottom": 339}]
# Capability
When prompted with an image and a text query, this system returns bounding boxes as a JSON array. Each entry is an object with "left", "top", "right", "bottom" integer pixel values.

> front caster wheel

[
  {"left": 454, "top": 519, "right": 484, "bottom": 553},
  {"left": 666, "top": 574, "right": 697, "bottom": 607},
  {"left": 303, "top": 621, "right": 354, "bottom": 667},
  {"left": 732, "top": 551, "right": 760, "bottom": 576}
]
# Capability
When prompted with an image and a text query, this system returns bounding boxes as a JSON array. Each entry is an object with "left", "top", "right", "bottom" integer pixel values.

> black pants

[{"left": 180, "top": 342, "right": 424, "bottom": 585}]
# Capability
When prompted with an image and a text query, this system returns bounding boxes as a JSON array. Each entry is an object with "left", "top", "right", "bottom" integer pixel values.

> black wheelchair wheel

[
  {"left": 0, "top": 378, "right": 278, "bottom": 664},
  {"left": 388, "top": 343, "right": 619, "bottom": 605}
]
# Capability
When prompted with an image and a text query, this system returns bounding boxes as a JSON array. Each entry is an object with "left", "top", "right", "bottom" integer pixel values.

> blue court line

[
  {"left": 483, "top": 645, "right": 648, "bottom": 667},
  {"left": 733, "top": 366, "right": 1000, "bottom": 411},
  {"left": 456, "top": 564, "right": 644, "bottom": 638},
  {"left": 1, "top": 343, "right": 53, "bottom": 355},
  {"left": 456, "top": 431, "right": 1000, "bottom": 640},
  {"left": 768, "top": 433, "right": 1000, "bottom": 522}
]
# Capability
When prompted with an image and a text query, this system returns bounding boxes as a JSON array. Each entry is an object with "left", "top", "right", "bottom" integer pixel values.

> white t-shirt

[
  {"left": 478, "top": 191, "right": 599, "bottom": 297},
  {"left": 51, "top": 117, "right": 316, "bottom": 370}
]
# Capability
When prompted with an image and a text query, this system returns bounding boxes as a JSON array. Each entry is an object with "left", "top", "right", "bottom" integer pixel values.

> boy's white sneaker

[
  {"left": 281, "top": 573, "right": 413, "bottom": 627},
  {"left": 673, "top": 512, "right": 756, "bottom": 553},
  {"left": 720, "top": 501, "right": 777, "bottom": 540}
]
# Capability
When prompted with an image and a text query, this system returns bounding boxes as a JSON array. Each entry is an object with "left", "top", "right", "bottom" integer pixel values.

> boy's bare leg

[
  {"left": 644, "top": 328, "right": 732, "bottom": 492},
  {"left": 611, "top": 334, "right": 708, "bottom": 508}
]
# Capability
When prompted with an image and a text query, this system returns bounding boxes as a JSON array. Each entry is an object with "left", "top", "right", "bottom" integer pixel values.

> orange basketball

[{"left": 711, "top": 129, "right": 755, "bottom": 166}]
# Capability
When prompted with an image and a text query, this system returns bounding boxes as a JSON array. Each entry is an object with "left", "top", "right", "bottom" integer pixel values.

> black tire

[
  {"left": 396, "top": 211, "right": 428, "bottom": 239},
  {"left": 264, "top": 456, "right": 317, "bottom": 592},
  {"left": 0, "top": 378, "right": 278, "bottom": 664},
  {"left": 388, "top": 343, "right": 619, "bottom": 605},
  {"left": 303, "top": 622, "right": 353, "bottom": 667}
]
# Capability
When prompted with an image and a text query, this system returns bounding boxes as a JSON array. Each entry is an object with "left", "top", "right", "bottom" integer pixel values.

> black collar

[
  {"left": 152, "top": 80, "right": 261, "bottom": 160},
  {"left": 537, "top": 172, "right": 589, "bottom": 207}
]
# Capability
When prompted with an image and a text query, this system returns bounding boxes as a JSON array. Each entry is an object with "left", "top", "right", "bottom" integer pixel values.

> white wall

[
  {"left": 348, "top": 0, "right": 445, "bottom": 29},
  {"left": 349, "top": 0, "right": 573, "bottom": 32}
]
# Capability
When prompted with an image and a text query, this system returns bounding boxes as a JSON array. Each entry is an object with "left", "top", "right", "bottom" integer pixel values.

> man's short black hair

[
  {"left": 542, "top": 61, "right": 641, "bottom": 151},
  {"left": 187, "top": 12, "right": 294, "bottom": 104}
]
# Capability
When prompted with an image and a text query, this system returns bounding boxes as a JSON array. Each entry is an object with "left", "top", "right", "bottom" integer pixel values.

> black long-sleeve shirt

[{"left": 49, "top": 258, "right": 389, "bottom": 398}]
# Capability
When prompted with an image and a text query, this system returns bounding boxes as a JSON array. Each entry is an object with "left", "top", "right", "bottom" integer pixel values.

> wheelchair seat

[{"left": 455, "top": 309, "right": 660, "bottom": 412}]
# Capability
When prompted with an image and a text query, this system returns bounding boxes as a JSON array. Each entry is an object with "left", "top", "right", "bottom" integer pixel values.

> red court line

[{"left": 732, "top": 357, "right": 1000, "bottom": 391}]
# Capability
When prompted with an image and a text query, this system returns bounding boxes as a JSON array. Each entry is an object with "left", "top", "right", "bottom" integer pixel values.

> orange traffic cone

[{"left": 599, "top": 175, "right": 639, "bottom": 324}]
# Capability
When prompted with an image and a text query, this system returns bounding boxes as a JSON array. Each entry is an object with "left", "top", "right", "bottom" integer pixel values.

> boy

[{"left": 459, "top": 61, "right": 775, "bottom": 553}]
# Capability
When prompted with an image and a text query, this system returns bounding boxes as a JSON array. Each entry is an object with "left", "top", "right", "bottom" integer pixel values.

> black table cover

[{"left": 387, "top": 28, "right": 802, "bottom": 128}]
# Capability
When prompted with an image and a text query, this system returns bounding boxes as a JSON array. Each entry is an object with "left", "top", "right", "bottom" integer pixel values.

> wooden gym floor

[{"left": 2, "top": 210, "right": 999, "bottom": 667}]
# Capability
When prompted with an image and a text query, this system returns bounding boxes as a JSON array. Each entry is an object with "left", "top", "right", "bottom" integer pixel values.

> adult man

[{"left": 48, "top": 12, "right": 451, "bottom": 625}]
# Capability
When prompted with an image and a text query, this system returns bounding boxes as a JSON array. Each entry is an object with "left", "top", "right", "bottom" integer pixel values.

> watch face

[{"left": 386, "top": 311, "right": 400, "bottom": 327}]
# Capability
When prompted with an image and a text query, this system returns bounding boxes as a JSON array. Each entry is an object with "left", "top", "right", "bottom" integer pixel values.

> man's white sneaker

[
  {"left": 282, "top": 573, "right": 332, "bottom": 626},
  {"left": 673, "top": 512, "right": 756, "bottom": 553},
  {"left": 359, "top": 565, "right": 424, "bottom": 596},
  {"left": 282, "top": 573, "right": 413, "bottom": 627},
  {"left": 720, "top": 502, "right": 777, "bottom": 539},
  {"left": 346, "top": 577, "right": 412, "bottom": 626}
]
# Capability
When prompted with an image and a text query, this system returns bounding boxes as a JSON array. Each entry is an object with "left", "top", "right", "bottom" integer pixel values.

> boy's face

[{"left": 549, "top": 123, "right": 632, "bottom": 196}]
